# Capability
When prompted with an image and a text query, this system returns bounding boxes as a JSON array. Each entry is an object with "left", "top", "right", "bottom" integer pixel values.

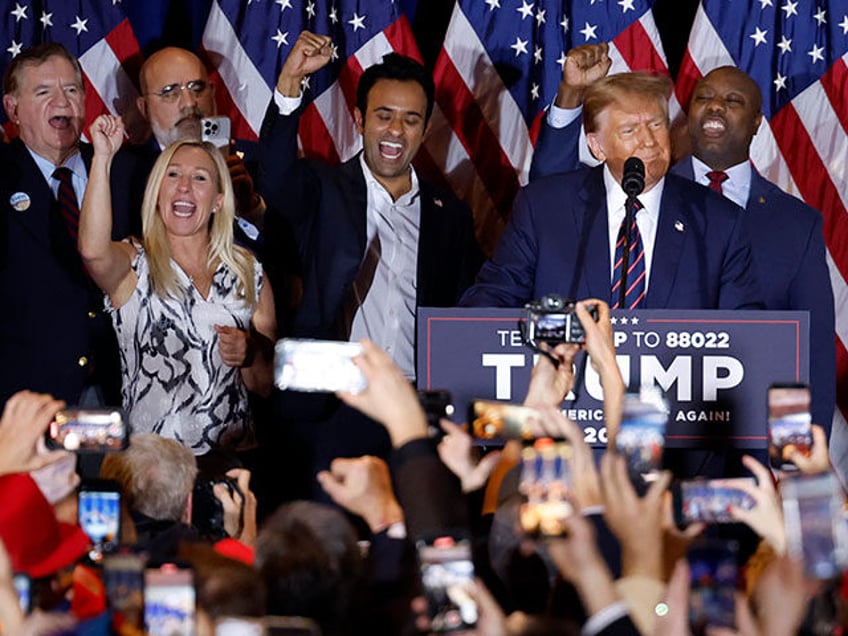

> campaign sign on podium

[{"left": 417, "top": 309, "right": 809, "bottom": 449}]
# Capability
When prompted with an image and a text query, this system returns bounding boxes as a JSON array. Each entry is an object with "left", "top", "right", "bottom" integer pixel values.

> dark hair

[
  {"left": 356, "top": 52, "right": 434, "bottom": 124},
  {"left": 3, "top": 43, "right": 83, "bottom": 96},
  {"left": 256, "top": 501, "right": 365, "bottom": 634}
]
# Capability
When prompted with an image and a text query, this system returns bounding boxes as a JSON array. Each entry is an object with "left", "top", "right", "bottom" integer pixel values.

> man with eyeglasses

[{"left": 135, "top": 47, "right": 280, "bottom": 256}]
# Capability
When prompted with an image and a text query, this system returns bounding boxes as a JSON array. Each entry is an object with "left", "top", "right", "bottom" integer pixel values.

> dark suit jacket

[
  {"left": 531, "top": 118, "right": 835, "bottom": 428},
  {"left": 257, "top": 102, "right": 480, "bottom": 341},
  {"left": 459, "top": 164, "right": 762, "bottom": 311},
  {"left": 672, "top": 159, "right": 836, "bottom": 429},
  {"left": 0, "top": 139, "right": 144, "bottom": 407}
]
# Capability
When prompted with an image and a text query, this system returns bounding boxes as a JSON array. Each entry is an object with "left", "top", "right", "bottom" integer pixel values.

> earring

[{"left": 211, "top": 206, "right": 218, "bottom": 214}]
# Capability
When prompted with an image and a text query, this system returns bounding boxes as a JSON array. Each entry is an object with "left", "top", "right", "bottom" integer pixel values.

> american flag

[
  {"left": 200, "top": 0, "right": 420, "bottom": 165},
  {"left": 0, "top": 1, "right": 143, "bottom": 142},
  {"left": 425, "top": 0, "right": 678, "bottom": 253},
  {"left": 674, "top": 2, "right": 848, "bottom": 447}
]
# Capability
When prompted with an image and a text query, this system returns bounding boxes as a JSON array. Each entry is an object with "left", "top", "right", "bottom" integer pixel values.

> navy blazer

[
  {"left": 257, "top": 102, "right": 481, "bottom": 341},
  {"left": 0, "top": 139, "right": 144, "bottom": 407},
  {"left": 459, "top": 164, "right": 762, "bottom": 311},
  {"left": 530, "top": 116, "right": 836, "bottom": 430}
]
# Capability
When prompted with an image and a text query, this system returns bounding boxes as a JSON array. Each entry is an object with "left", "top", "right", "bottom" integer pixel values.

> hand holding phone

[{"left": 672, "top": 478, "right": 755, "bottom": 527}]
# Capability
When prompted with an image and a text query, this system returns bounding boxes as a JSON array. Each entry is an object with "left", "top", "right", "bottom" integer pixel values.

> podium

[{"left": 417, "top": 309, "right": 809, "bottom": 449}]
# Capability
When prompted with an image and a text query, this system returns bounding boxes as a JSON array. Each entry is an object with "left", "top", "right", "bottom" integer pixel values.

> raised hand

[
  {"left": 277, "top": 31, "right": 334, "bottom": 96},
  {"left": 556, "top": 43, "right": 612, "bottom": 109},
  {"left": 88, "top": 113, "right": 125, "bottom": 159}
]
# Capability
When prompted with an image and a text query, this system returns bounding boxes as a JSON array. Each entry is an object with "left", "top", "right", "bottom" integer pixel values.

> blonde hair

[
  {"left": 582, "top": 72, "right": 673, "bottom": 133},
  {"left": 140, "top": 140, "right": 257, "bottom": 306}
]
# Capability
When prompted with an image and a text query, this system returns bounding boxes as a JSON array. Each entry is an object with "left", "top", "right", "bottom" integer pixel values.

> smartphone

[
  {"left": 767, "top": 383, "right": 812, "bottom": 470},
  {"left": 416, "top": 534, "right": 478, "bottom": 633},
  {"left": 13, "top": 573, "right": 30, "bottom": 614},
  {"left": 418, "top": 389, "right": 454, "bottom": 439},
  {"left": 144, "top": 564, "right": 195, "bottom": 636},
  {"left": 782, "top": 471, "right": 848, "bottom": 579},
  {"left": 672, "top": 478, "right": 756, "bottom": 527},
  {"left": 78, "top": 479, "right": 121, "bottom": 559},
  {"left": 201, "top": 116, "right": 231, "bottom": 150},
  {"left": 468, "top": 399, "right": 540, "bottom": 442},
  {"left": 273, "top": 338, "right": 367, "bottom": 394},
  {"left": 615, "top": 387, "right": 668, "bottom": 484},
  {"left": 688, "top": 540, "right": 739, "bottom": 632},
  {"left": 518, "top": 439, "right": 574, "bottom": 537},
  {"left": 45, "top": 408, "right": 128, "bottom": 452},
  {"left": 103, "top": 553, "right": 144, "bottom": 629}
]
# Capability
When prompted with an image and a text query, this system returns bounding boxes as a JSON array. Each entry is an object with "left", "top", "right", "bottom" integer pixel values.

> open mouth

[
  {"left": 701, "top": 118, "right": 726, "bottom": 137},
  {"left": 379, "top": 140, "right": 404, "bottom": 160},
  {"left": 172, "top": 201, "right": 196, "bottom": 218},
  {"left": 49, "top": 116, "right": 72, "bottom": 129}
]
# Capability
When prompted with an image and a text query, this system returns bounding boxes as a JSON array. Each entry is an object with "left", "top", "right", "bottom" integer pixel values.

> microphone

[{"left": 622, "top": 157, "right": 645, "bottom": 198}]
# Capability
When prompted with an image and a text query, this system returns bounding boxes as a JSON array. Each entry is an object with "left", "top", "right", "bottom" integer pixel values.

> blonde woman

[{"left": 79, "top": 114, "right": 275, "bottom": 454}]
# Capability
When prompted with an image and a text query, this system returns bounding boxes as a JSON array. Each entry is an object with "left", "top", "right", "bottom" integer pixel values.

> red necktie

[
  {"left": 706, "top": 170, "right": 729, "bottom": 194},
  {"left": 53, "top": 167, "right": 80, "bottom": 242}
]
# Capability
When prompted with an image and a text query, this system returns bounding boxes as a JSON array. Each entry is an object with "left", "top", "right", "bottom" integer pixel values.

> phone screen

[
  {"left": 13, "top": 573, "right": 30, "bottom": 614},
  {"left": 616, "top": 388, "right": 668, "bottom": 484},
  {"left": 144, "top": 566, "right": 195, "bottom": 636},
  {"left": 46, "top": 409, "right": 127, "bottom": 452},
  {"left": 673, "top": 478, "right": 756, "bottom": 526},
  {"left": 417, "top": 535, "right": 477, "bottom": 633},
  {"left": 104, "top": 554, "right": 144, "bottom": 629},
  {"left": 688, "top": 540, "right": 738, "bottom": 632},
  {"left": 518, "top": 439, "right": 574, "bottom": 536},
  {"left": 767, "top": 384, "right": 812, "bottom": 470},
  {"left": 78, "top": 483, "right": 121, "bottom": 555},
  {"left": 782, "top": 472, "right": 848, "bottom": 578},
  {"left": 274, "top": 339, "right": 367, "bottom": 394},
  {"left": 468, "top": 400, "right": 539, "bottom": 441}
]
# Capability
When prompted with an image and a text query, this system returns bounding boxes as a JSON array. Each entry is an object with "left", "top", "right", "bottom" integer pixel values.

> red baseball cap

[{"left": 0, "top": 473, "right": 90, "bottom": 578}]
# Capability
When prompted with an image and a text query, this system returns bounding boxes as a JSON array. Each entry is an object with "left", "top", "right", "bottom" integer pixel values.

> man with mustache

[
  {"left": 530, "top": 46, "right": 835, "bottom": 437},
  {"left": 257, "top": 31, "right": 480, "bottom": 500}
]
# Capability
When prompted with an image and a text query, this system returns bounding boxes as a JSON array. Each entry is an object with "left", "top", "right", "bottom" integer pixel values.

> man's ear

[
  {"left": 354, "top": 107, "right": 365, "bottom": 135},
  {"left": 586, "top": 132, "right": 605, "bottom": 162},
  {"left": 3, "top": 94, "right": 17, "bottom": 124},
  {"left": 136, "top": 95, "right": 148, "bottom": 120}
]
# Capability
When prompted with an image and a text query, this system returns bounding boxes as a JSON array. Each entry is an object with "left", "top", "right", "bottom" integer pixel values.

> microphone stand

[{"left": 618, "top": 195, "right": 639, "bottom": 308}]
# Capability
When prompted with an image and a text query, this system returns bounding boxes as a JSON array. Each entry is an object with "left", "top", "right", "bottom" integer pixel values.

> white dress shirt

[{"left": 691, "top": 156, "right": 751, "bottom": 209}]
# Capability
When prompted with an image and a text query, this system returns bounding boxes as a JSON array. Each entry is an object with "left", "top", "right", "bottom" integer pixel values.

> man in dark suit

[
  {"left": 530, "top": 51, "right": 835, "bottom": 434},
  {"left": 460, "top": 72, "right": 761, "bottom": 312},
  {"left": 0, "top": 43, "right": 144, "bottom": 409},
  {"left": 256, "top": 32, "right": 479, "bottom": 500}
]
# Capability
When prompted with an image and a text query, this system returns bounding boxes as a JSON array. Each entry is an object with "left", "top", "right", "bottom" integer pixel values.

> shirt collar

[
  {"left": 359, "top": 153, "right": 420, "bottom": 206},
  {"left": 28, "top": 146, "right": 85, "bottom": 185},
  {"left": 691, "top": 155, "right": 751, "bottom": 208},
  {"left": 602, "top": 163, "right": 663, "bottom": 221}
]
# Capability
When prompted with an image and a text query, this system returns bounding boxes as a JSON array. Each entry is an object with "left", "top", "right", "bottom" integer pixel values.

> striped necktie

[
  {"left": 52, "top": 167, "right": 80, "bottom": 242},
  {"left": 611, "top": 200, "right": 646, "bottom": 310}
]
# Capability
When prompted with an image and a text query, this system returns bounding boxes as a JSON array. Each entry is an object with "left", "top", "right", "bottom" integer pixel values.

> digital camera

[{"left": 520, "top": 294, "right": 599, "bottom": 348}]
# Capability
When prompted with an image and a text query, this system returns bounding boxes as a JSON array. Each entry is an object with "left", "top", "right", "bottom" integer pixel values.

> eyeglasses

[{"left": 146, "top": 80, "right": 209, "bottom": 103}]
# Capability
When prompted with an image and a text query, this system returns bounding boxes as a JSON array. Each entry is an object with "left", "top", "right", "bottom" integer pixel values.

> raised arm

[{"left": 78, "top": 114, "right": 136, "bottom": 301}]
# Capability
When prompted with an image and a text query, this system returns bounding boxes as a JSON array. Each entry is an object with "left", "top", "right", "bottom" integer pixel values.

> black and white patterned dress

[{"left": 108, "top": 241, "right": 261, "bottom": 454}]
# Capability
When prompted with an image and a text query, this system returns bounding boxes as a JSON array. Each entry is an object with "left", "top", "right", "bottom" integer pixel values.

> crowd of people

[{"left": 0, "top": 25, "right": 841, "bottom": 636}]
